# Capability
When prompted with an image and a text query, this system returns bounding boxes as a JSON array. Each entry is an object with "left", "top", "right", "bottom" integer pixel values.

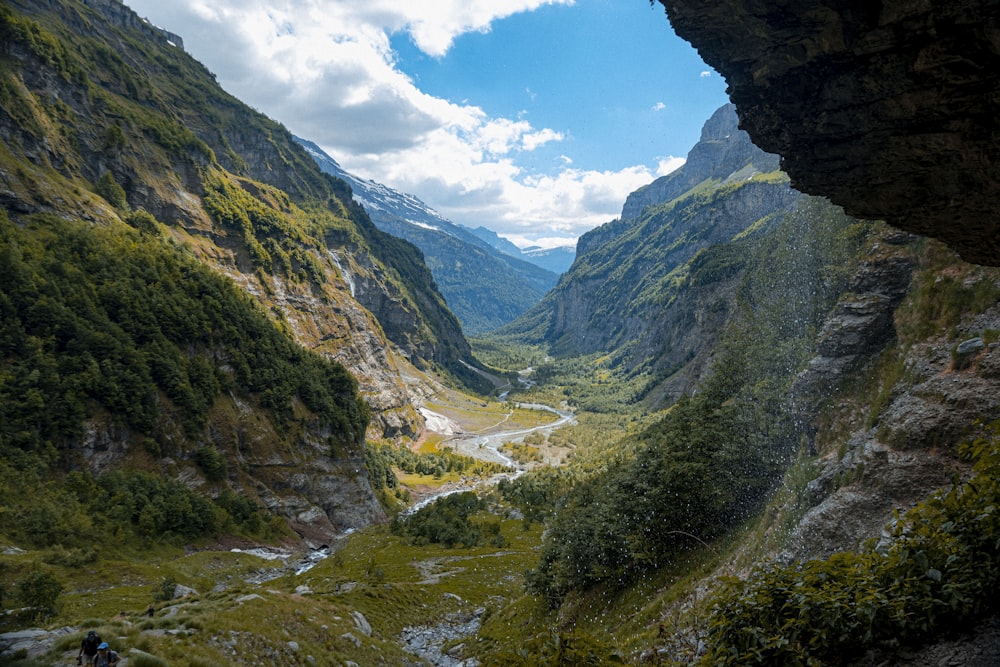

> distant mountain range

[
  {"left": 296, "top": 138, "right": 573, "bottom": 334},
  {"left": 464, "top": 225, "right": 577, "bottom": 275}
]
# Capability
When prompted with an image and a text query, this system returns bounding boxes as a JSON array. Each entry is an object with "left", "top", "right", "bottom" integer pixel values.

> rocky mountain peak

[
  {"left": 619, "top": 103, "right": 780, "bottom": 222},
  {"left": 83, "top": 0, "right": 185, "bottom": 50}
]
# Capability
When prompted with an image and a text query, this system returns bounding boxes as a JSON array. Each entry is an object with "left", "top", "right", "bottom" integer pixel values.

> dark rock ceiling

[{"left": 658, "top": 0, "right": 1000, "bottom": 265}]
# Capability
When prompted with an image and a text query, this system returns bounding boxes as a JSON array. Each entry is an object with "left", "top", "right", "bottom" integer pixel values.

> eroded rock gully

[{"left": 657, "top": 0, "right": 1000, "bottom": 265}]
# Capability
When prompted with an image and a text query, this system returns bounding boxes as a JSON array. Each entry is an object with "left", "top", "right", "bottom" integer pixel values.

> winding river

[{"left": 404, "top": 401, "right": 575, "bottom": 513}]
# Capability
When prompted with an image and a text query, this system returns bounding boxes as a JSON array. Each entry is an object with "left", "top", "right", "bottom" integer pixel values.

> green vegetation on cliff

[
  {"left": 0, "top": 210, "right": 368, "bottom": 546},
  {"left": 0, "top": 0, "right": 483, "bottom": 396},
  {"left": 514, "top": 198, "right": 867, "bottom": 603},
  {"left": 699, "top": 421, "right": 1000, "bottom": 665},
  {"left": 0, "top": 211, "right": 368, "bottom": 456}
]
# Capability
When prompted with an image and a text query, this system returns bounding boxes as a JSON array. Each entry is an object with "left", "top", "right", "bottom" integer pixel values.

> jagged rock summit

[
  {"left": 657, "top": 0, "right": 1000, "bottom": 266},
  {"left": 620, "top": 103, "right": 779, "bottom": 221},
  {"left": 504, "top": 104, "right": 802, "bottom": 404}
]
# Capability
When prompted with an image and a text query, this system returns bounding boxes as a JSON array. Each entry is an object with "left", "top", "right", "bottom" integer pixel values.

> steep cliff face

[
  {"left": 0, "top": 0, "right": 481, "bottom": 437},
  {"left": 782, "top": 236, "right": 1000, "bottom": 564},
  {"left": 619, "top": 103, "right": 780, "bottom": 222},
  {"left": 505, "top": 105, "right": 802, "bottom": 403},
  {"left": 81, "top": 0, "right": 185, "bottom": 48},
  {"left": 0, "top": 0, "right": 489, "bottom": 539},
  {"left": 657, "top": 0, "right": 1000, "bottom": 266}
]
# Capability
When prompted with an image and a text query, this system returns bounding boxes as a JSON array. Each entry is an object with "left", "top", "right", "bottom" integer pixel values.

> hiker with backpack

[
  {"left": 91, "top": 641, "right": 121, "bottom": 667},
  {"left": 77, "top": 631, "right": 101, "bottom": 665}
]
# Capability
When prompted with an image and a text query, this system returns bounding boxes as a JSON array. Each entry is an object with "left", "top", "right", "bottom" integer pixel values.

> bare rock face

[
  {"left": 618, "top": 103, "right": 780, "bottom": 221},
  {"left": 791, "top": 231, "right": 916, "bottom": 428},
  {"left": 657, "top": 0, "right": 1000, "bottom": 266},
  {"left": 784, "top": 253, "right": 1000, "bottom": 564}
]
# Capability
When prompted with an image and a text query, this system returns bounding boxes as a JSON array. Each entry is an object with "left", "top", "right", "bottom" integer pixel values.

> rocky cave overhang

[{"left": 657, "top": 0, "right": 1000, "bottom": 266}]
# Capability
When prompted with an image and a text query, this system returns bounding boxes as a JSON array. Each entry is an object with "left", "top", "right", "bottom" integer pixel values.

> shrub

[
  {"left": 127, "top": 209, "right": 159, "bottom": 234},
  {"left": 96, "top": 172, "right": 128, "bottom": 210},
  {"left": 193, "top": 446, "right": 227, "bottom": 482},
  {"left": 391, "top": 492, "right": 488, "bottom": 548},
  {"left": 698, "top": 420, "right": 1000, "bottom": 665},
  {"left": 41, "top": 546, "right": 98, "bottom": 567},
  {"left": 14, "top": 569, "right": 63, "bottom": 621},
  {"left": 151, "top": 577, "right": 176, "bottom": 603}
]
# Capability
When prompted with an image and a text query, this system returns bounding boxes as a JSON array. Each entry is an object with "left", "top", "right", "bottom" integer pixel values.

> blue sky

[
  {"left": 389, "top": 2, "right": 724, "bottom": 173},
  {"left": 124, "top": 0, "right": 728, "bottom": 247}
]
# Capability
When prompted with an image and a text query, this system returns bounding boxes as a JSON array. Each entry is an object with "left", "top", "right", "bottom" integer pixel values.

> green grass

[{"left": 394, "top": 468, "right": 464, "bottom": 487}]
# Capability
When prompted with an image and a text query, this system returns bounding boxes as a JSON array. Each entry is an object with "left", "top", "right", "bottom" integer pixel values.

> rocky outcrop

[
  {"left": 217, "top": 259, "right": 418, "bottom": 439},
  {"left": 620, "top": 103, "right": 780, "bottom": 221},
  {"left": 657, "top": 0, "right": 1000, "bottom": 266},
  {"left": 791, "top": 230, "right": 916, "bottom": 432},
  {"left": 781, "top": 246, "right": 1000, "bottom": 563},
  {"left": 82, "top": 0, "right": 185, "bottom": 49},
  {"left": 783, "top": 336, "right": 1000, "bottom": 564}
]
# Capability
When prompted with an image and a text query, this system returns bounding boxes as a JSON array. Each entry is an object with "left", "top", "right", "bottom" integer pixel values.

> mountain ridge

[
  {"left": 499, "top": 104, "right": 801, "bottom": 403},
  {"left": 296, "top": 137, "right": 561, "bottom": 334},
  {"left": 0, "top": 0, "right": 491, "bottom": 539}
]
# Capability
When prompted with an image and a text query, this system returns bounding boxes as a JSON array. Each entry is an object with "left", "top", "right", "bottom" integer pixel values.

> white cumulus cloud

[{"left": 124, "top": 0, "right": 679, "bottom": 244}]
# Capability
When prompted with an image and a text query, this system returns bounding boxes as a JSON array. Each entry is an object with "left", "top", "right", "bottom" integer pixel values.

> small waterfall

[{"left": 328, "top": 250, "right": 356, "bottom": 297}]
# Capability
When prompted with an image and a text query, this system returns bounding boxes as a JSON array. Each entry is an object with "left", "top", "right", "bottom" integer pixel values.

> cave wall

[{"left": 657, "top": 0, "right": 1000, "bottom": 266}]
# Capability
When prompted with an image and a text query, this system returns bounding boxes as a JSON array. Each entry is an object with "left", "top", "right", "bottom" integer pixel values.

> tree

[
  {"left": 96, "top": 172, "right": 128, "bottom": 210},
  {"left": 15, "top": 569, "right": 63, "bottom": 621}
]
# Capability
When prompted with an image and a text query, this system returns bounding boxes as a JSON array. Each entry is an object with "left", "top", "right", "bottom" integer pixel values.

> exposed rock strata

[
  {"left": 619, "top": 103, "right": 779, "bottom": 222},
  {"left": 784, "top": 248, "right": 1000, "bottom": 562},
  {"left": 531, "top": 105, "right": 801, "bottom": 405},
  {"left": 791, "top": 230, "right": 917, "bottom": 431},
  {"left": 657, "top": 0, "right": 1000, "bottom": 266}
]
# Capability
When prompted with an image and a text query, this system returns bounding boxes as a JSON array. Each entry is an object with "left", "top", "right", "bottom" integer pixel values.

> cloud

[
  {"left": 396, "top": 0, "right": 575, "bottom": 57},
  {"left": 656, "top": 156, "right": 686, "bottom": 175},
  {"left": 348, "top": 138, "right": 672, "bottom": 241},
  {"left": 502, "top": 234, "right": 577, "bottom": 250},
  {"left": 125, "top": 0, "right": 676, "bottom": 244},
  {"left": 522, "top": 128, "right": 563, "bottom": 151},
  {"left": 652, "top": 101, "right": 667, "bottom": 111},
  {"left": 700, "top": 70, "right": 712, "bottom": 78}
]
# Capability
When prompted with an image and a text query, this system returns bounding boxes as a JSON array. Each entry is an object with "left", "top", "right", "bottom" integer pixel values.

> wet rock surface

[
  {"left": 657, "top": 0, "right": 1000, "bottom": 265},
  {"left": 400, "top": 608, "right": 484, "bottom": 667},
  {"left": 787, "top": 321, "right": 1000, "bottom": 563},
  {"left": 851, "top": 616, "right": 1000, "bottom": 667},
  {"left": 792, "top": 231, "right": 915, "bottom": 435}
]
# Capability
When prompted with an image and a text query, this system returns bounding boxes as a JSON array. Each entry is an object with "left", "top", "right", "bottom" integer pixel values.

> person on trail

[
  {"left": 91, "top": 642, "right": 120, "bottom": 667},
  {"left": 77, "top": 630, "right": 101, "bottom": 665}
]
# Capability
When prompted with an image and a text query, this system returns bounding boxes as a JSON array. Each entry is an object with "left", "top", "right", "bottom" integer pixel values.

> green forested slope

[
  {"left": 0, "top": 0, "right": 486, "bottom": 556},
  {"left": 0, "top": 208, "right": 369, "bottom": 545},
  {"left": 0, "top": 0, "right": 483, "bottom": 389},
  {"left": 507, "top": 198, "right": 867, "bottom": 602}
]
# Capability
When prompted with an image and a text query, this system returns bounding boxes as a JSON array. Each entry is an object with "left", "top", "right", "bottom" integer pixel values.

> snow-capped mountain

[
  {"left": 297, "top": 137, "right": 561, "bottom": 334},
  {"left": 464, "top": 227, "right": 576, "bottom": 275}
]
